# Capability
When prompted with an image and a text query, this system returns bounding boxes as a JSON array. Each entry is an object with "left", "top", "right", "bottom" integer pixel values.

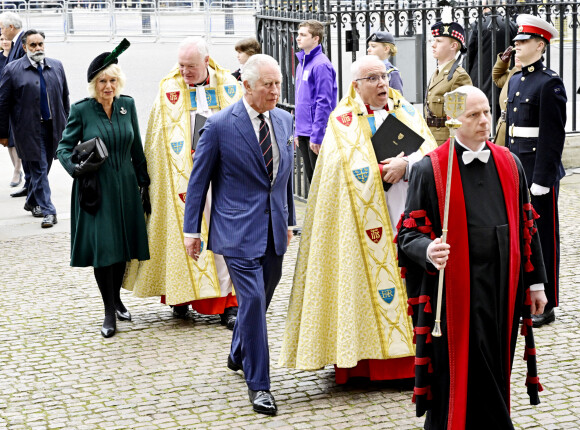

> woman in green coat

[{"left": 57, "top": 42, "right": 150, "bottom": 338}]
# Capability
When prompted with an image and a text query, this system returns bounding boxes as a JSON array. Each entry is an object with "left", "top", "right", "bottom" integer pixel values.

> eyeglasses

[{"left": 355, "top": 73, "right": 388, "bottom": 84}]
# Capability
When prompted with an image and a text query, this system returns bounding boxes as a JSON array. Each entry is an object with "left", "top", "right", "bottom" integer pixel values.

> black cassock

[{"left": 397, "top": 141, "right": 547, "bottom": 430}]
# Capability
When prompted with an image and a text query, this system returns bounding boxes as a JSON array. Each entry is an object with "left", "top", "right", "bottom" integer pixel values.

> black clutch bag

[{"left": 71, "top": 137, "right": 109, "bottom": 166}]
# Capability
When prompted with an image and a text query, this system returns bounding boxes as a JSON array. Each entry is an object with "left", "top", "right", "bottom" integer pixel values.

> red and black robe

[{"left": 397, "top": 140, "right": 546, "bottom": 429}]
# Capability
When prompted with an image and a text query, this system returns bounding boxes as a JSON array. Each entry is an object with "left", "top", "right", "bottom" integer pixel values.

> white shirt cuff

[
  {"left": 529, "top": 283, "right": 544, "bottom": 292},
  {"left": 530, "top": 183, "right": 550, "bottom": 196},
  {"left": 184, "top": 233, "right": 200, "bottom": 238}
]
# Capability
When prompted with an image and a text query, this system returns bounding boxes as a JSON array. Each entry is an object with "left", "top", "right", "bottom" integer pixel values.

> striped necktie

[{"left": 258, "top": 113, "right": 273, "bottom": 181}]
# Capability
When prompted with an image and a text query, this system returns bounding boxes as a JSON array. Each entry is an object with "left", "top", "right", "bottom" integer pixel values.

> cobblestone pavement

[{"left": 1, "top": 173, "right": 579, "bottom": 430}]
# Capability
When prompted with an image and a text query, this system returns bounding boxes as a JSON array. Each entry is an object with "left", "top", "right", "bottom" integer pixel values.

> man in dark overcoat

[{"left": 0, "top": 30, "right": 70, "bottom": 228}]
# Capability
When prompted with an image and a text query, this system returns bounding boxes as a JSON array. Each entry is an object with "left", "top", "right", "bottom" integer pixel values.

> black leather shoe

[
  {"left": 220, "top": 306, "right": 237, "bottom": 330},
  {"left": 220, "top": 313, "right": 236, "bottom": 330},
  {"left": 10, "top": 187, "right": 27, "bottom": 198},
  {"left": 101, "top": 315, "right": 116, "bottom": 338},
  {"left": 172, "top": 305, "right": 189, "bottom": 318},
  {"left": 116, "top": 309, "right": 132, "bottom": 321},
  {"left": 227, "top": 355, "right": 243, "bottom": 372},
  {"left": 248, "top": 389, "right": 277, "bottom": 415},
  {"left": 41, "top": 214, "right": 57, "bottom": 228},
  {"left": 24, "top": 202, "right": 43, "bottom": 218},
  {"left": 531, "top": 308, "right": 555, "bottom": 328}
]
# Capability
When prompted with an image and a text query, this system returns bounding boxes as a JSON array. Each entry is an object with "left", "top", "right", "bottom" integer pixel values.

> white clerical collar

[
  {"left": 243, "top": 96, "right": 270, "bottom": 121},
  {"left": 455, "top": 138, "right": 486, "bottom": 154}
]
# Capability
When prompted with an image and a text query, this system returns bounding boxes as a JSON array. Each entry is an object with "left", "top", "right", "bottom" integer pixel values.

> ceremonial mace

[{"left": 431, "top": 90, "right": 466, "bottom": 338}]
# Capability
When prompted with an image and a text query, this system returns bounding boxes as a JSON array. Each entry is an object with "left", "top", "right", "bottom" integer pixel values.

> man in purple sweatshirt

[{"left": 294, "top": 19, "right": 338, "bottom": 183}]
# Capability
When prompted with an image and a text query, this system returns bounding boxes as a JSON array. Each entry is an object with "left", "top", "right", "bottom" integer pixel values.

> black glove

[
  {"left": 73, "top": 152, "right": 101, "bottom": 178},
  {"left": 140, "top": 186, "right": 151, "bottom": 215}
]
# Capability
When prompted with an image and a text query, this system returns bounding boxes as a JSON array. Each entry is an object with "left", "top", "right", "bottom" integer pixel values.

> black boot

[
  {"left": 112, "top": 262, "right": 131, "bottom": 321},
  {"left": 94, "top": 266, "right": 117, "bottom": 338}
]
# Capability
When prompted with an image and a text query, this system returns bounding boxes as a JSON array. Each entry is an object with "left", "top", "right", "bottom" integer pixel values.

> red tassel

[
  {"left": 525, "top": 219, "right": 534, "bottom": 228},
  {"left": 523, "top": 203, "right": 532, "bottom": 211},
  {"left": 407, "top": 305, "right": 414, "bottom": 316},
  {"left": 521, "top": 323, "right": 528, "bottom": 336},
  {"left": 426, "top": 333, "right": 432, "bottom": 344},
  {"left": 524, "top": 243, "right": 531, "bottom": 257},
  {"left": 523, "top": 227, "right": 531, "bottom": 240},
  {"left": 412, "top": 393, "right": 416, "bottom": 403},
  {"left": 411, "top": 210, "right": 426, "bottom": 218},
  {"left": 393, "top": 233, "right": 398, "bottom": 244},
  {"left": 418, "top": 226, "right": 432, "bottom": 234},
  {"left": 403, "top": 218, "right": 417, "bottom": 228},
  {"left": 401, "top": 266, "right": 407, "bottom": 278},
  {"left": 420, "top": 295, "right": 432, "bottom": 313},
  {"left": 430, "top": 232, "right": 436, "bottom": 240},
  {"left": 525, "top": 258, "right": 534, "bottom": 272},
  {"left": 424, "top": 217, "right": 432, "bottom": 226},
  {"left": 539, "top": 381, "right": 544, "bottom": 392},
  {"left": 531, "top": 206, "right": 540, "bottom": 219}
]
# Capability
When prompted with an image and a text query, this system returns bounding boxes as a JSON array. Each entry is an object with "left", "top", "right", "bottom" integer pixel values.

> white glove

[{"left": 530, "top": 183, "right": 549, "bottom": 196}]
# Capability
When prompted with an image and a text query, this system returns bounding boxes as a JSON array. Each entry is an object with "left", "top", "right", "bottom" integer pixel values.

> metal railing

[
  {"left": 1, "top": 0, "right": 259, "bottom": 41},
  {"left": 257, "top": 0, "right": 580, "bottom": 199}
]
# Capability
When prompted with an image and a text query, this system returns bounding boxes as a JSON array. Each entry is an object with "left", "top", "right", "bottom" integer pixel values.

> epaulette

[
  {"left": 541, "top": 67, "right": 559, "bottom": 78},
  {"left": 73, "top": 97, "right": 90, "bottom": 106},
  {"left": 386, "top": 66, "right": 398, "bottom": 75},
  {"left": 119, "top": 94, "right": 134, "bottom": 100}
]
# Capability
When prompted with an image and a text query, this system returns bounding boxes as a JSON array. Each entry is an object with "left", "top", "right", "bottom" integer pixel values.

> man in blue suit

[
  {"left": 0, "top": 30, "right": 70, "bottom": 228},
  {"left": 183, "top": 54, "right": 295, "bottom": 415}
]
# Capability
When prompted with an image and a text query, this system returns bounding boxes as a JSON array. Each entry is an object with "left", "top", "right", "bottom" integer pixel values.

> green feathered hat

[{"left": 87, "top": 38, "right": 130, "bottom": 83}]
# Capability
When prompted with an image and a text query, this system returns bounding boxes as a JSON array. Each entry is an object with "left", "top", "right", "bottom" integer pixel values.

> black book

[
  {"left": 371, "top": 114, "right": 425, "bottom": 191},
  {"left": 192, "top": 114, "right": 207, "bottom": 151}
]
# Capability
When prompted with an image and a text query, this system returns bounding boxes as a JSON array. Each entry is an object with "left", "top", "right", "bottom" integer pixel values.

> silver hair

[
  {"left": 178, "top": 36, "right": 209, "bottom": 58},
  {"left": 0, "top": 12, "right": 22, "bottom": 29},
  {"left": 241, "top": 54, "right": 281, "bottom": 89},
  {"left": 350, "top": 55, "right": 385, "bottom": 81}
]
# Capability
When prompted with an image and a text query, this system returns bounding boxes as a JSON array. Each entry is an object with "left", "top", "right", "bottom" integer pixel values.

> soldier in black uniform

[{"left": 506, "top": 14, "right": 566, "bottom": 327}]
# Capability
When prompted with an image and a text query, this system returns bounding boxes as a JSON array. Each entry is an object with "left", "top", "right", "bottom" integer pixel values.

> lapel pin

[{"left": 120, "top": 107, "right": 127, "bottom": 115}]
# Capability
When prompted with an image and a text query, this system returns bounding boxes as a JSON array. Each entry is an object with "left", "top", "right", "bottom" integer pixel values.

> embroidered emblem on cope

[
  {"left": 336, "top": 112, "right": 353, "bottom": 126},
  {"left": 379, "top": 288, "right": 395, "bottom": 304},
  {"left": 178, "top": 192, "right": 187, "bottom": 203},
  {"left": 166, "top": 91, "right": 180, "bottom": 104},
  {"left": 189, "top": 88, "right": 218, "bottom": 110},
  {"left": 200, "top": 241, "right": 204, "bottom": 253},
  {"left": 366, "top": 227, "right": 383, "bottom": 244},
  {"left": 171, "top": 141, "right": 184, "bottom": 154},
  {"left": 352, "top": 166, "right": 369, "bottom": 183},
  {"left": 225, "top": 85, "right": 237, "bottom": 98}
]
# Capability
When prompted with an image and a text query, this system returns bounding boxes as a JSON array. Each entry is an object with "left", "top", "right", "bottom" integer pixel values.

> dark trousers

[
  {"left": 531, "top": 183, "right": 560, "bottom": 309},
  {"left": 26, "top": 122, "right": 55, "bottom": 215},
  {"left": 225, "top": 222, "right": 284, "bottom": 391},
  {"left": 297, "top": 135, "right": 318, "bottom": 184}
]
